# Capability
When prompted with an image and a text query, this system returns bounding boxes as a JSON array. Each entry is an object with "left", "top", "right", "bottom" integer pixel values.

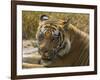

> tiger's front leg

[
  {"left": 22, "top": 63, "right": 44, "bottom": 68},
  {"left": 22, "top": 52, "right": 45, "bottom": 68}
]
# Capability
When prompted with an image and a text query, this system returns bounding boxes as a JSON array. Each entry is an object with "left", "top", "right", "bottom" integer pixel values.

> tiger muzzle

[{"left": 39, "top": 48, "right": 56, "bottom": 61}]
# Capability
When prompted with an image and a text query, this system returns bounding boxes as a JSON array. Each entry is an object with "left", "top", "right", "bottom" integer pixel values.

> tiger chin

[{"left": 36, "top": 15, "right": 89, "bottom": 67}]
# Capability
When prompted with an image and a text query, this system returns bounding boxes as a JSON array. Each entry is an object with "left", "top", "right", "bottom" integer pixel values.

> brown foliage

[{"left": 22, "top": 11, "right": 89, "bottom": 40}]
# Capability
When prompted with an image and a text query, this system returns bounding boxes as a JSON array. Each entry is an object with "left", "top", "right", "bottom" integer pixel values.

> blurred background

[{"left": 22, "top": 11, "right": 89, "bottom": 40}]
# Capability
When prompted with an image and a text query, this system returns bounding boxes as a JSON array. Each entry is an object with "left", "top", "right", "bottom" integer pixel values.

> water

[{"left": 23, "top": 47, "right": 38, "bottom": 54}]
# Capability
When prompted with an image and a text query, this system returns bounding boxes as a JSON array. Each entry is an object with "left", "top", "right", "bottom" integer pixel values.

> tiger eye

[
  {"left": 53, "top": 31, "right": 60, "bottom": 37},
  {"left": 38, "top": 32, "right": 44, "bottom": 41}
]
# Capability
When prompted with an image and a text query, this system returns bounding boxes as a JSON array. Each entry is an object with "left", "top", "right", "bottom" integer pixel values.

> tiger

[{"left": 36, "top": 15, "right": 89, "bottom": 67}]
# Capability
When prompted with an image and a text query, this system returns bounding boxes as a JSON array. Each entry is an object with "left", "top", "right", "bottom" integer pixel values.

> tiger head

[{"left": 36, "top": 15, "right": 71, "bottom": 66}]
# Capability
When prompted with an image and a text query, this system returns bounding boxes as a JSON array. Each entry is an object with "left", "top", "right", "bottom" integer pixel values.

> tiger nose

[
  {"left": 40, "top": 43, "right": 47, "bottom": 49},
  {"left": 40, "top": 40, "right": 50, "bottom": 49}
]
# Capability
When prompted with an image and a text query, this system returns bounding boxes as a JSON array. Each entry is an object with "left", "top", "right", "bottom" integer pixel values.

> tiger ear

[
  {"left": 63, "top": 19, "right": 71, "bottom": 30},
  {"left": 40, "top": 15, "right": 49, "bottom": 21}
]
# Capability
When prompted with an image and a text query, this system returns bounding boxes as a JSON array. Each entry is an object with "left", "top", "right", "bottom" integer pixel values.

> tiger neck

[
  {"left": 57, "top": 24, "right": 83, "bottom": 57},
  {"left": 67, "top": 24, "right": 81, "bottom": 36},
  {"left": 57, "top": 39, "right": 71, "bottom": 57},
  {"left": 67, "top": 24, "right": 88, "bottom": 41}
]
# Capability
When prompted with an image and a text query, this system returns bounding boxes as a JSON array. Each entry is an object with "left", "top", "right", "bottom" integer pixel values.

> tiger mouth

[
  {"left": 42, "top": 59, "right": 51, "bottom": 62},
  {"left": 42, "top": 57, "right": 52, "bottom": 61}
]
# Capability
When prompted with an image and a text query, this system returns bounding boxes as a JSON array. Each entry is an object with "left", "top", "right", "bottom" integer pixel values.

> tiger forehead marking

[
  {"left": 40, "top": 23, "right": 62, "bottom": 39},
  {"left": 45, "top": 31, "right": 52, "bottom": 38}
]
